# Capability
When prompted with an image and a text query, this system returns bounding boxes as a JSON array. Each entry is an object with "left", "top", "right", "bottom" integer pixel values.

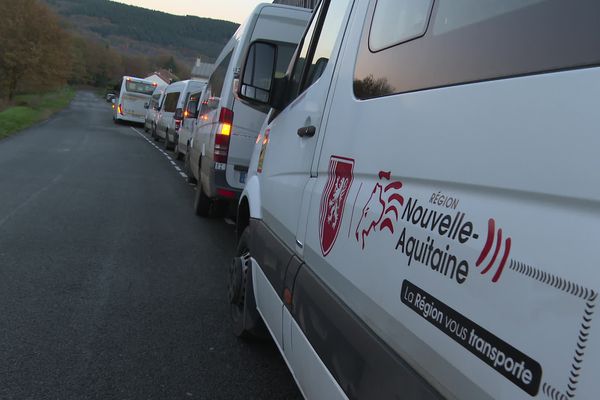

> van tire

[
  {"left": 229, "top": 228, "right": 268, "bottom": 339},
  {"left": 184, "top": 147, "right": 196, "bottom": 184},
  {"left": 152, "top": 125, "right": 159, "bottom": 142},
  {"left": 175, "top": 142, "right": 183, "bottom": 160},
  {"left": 164, "top": 130, "right": 173, "bottom": 150},
  {"left": 194, "top": 181, "right": 211, "bottom": 217}
]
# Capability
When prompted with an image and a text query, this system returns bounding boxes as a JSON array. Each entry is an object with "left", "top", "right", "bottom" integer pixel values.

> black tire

[
  {"left": 152, "top": 125, "right": 159, "bottom": 141},
  {"left": 164, "top": 130, "right": 171, "bottom": 150},
  {"left": 194, "top": 180, "right": 211, "bottom": 217},
  {"left": 184, "top": 146, "right": 196, "bottom": 184},
  {"left": 229, "top": 228, "right": 268, "bottom": 339},
  {"left": 175, "top": 141, "right": 183, "bottom": 160}
]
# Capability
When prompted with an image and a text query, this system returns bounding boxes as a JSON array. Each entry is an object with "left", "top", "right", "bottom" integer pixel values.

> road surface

[{"left": 0, "top": 91, "right": 301, "bottom": 400}]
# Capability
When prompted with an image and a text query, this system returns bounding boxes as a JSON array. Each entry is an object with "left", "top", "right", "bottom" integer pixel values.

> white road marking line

[{"left": 131, "top": 127, "right": 190, "bottom": 182}]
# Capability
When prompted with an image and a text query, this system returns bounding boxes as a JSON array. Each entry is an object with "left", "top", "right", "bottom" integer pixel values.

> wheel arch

[{"left": 236, "top": 174, "right": 262, "bottom": 239}]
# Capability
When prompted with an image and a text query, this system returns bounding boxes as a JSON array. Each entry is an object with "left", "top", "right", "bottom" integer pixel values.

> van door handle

[{"left": 297, "top": 125, "right": 316, "bottom": 138}]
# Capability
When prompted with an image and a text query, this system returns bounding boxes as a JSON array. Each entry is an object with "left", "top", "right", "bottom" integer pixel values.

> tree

[
  {"left": 0, "top": 0, "right": 71, "bottom": 100},
  {"left": 353, "top": 75, "right": 394, "bottom": 99}
]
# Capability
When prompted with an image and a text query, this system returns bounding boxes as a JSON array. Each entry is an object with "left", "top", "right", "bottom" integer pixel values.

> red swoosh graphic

[
  {"left": 378, "top": 171, "right": 391, "bottom": 180},
  {"left": 476, "top": 219, "right": 495, "bottom": 266},
  {"left": 385, "top": 205, "right": 398, "bottom": 220},
  {"left": 385, "top": 182, "right": 403, "bottom": 192},
  {"left": 492, "top": 237, "right": 511, "bottom": 282},
  {"left": 481, "top": 229, "right": 502, "bottom": 275},
  {"left": 380, "top": 218, "right": 394, "bottom": 234},
  {"left": 388, "top": 193, "right": 405, "bottom": 206}
]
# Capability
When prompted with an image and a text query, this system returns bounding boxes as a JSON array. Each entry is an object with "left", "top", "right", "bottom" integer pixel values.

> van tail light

[
  {"left": 214, "top": 107, "right": 233, "bottom": 163},
  {"left": 174, "top": 108, "right": 183, "bottom": 132},
  {"left": 217, "top": 188, "right": 236, "bottom": 198},
  {"left": 118, "top": 104, "right": 124, "bottom": 115}
]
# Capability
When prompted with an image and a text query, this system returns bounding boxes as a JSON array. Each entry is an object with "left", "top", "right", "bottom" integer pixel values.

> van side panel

[
  {"left": 304, "top": 52, "right": 600, "bottom": 400},
  {"left": 296, "top": 1, "right": 600, "bottom": 399}
]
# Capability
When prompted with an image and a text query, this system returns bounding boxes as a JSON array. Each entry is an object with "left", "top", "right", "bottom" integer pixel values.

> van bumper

[
  {"left": 214, "top": 169, "right": 241, "bottom": 201},
  {"left": 117, "top": 113, "right": 145, "bottom": 124}
]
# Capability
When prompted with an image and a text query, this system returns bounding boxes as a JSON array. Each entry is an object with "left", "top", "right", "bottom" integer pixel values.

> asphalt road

[{"left": 0, "top": 91, "right": 301, "bottom": 400}]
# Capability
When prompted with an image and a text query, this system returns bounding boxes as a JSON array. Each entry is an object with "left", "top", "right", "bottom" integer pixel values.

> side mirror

[
  {"left": 237, "top": 41, "right": 277, "bottom": 105},
  {"left": 144, "top": 102, "right": 149, "bottom": 109}
]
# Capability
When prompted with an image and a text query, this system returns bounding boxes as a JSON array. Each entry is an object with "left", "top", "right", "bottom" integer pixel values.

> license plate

[{"left": 240, "top": 171, "right": 247, "bottom": 184}]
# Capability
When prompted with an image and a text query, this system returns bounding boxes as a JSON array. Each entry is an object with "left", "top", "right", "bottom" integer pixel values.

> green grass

[{"left": 0, "top": 87, "right": 75, "bottom": 139}]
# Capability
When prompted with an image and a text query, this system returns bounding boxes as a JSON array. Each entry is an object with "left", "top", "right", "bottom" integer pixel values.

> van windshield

[{"left": 125, "top": 81, "right": 155, "bottom": 95}]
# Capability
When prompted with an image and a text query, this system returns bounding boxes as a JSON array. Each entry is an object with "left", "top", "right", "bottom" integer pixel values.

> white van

[
  {"left": 188, "top": 3, "right": 311, "bottom": 216},
  {"left": 155, "top": 79, "right": 207, "bottom": 150},
  {"left": 113, "top": 76, "right": 157, "bottom": 124},
  {"left": 230, "top": 1, "right": 600, "bottom": 399},
  {"left": 175, "top": 90, "right": 204, "bottom": 161},
  {"left": 144, "top": 88, "right": 165, "bottom": 133}
]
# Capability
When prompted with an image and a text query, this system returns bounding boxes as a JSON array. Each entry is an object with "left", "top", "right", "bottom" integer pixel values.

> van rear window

[
  {"left": 125, "top": 81, "right": 155, "bottom": 95},
  {"left": 163, "top": 92, "right": 181, "bottom": 113},
  {"left": 354, "top": 0, "right": 600, "bottom": 99}
]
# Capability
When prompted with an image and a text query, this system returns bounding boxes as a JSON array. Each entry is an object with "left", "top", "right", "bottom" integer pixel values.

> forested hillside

[
  {"left": 45, "top": 0, "right": 239, "bottom": 63},
  {"left": 0, "top": 0, "right": 239, "bottom": 102}
]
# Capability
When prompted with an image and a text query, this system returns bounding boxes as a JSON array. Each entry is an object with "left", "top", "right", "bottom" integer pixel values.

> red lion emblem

[
  {"left": 319, "top": 156, "right": 355, "bottom": 256},
  {"left": 355, "top": 171, "right": 404, "bottom": 249}
]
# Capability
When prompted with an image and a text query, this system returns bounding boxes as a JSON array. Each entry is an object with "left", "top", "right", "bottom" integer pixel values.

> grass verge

[{"left": 0, "top": 87, "right": 76, "bottom": 140}]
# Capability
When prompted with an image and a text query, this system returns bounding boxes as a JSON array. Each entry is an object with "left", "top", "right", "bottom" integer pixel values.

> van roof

[
  {"left": 250, "top": 2, "right": 313, "bottom": 16},
  {"left": 123, "top": 76, "right": 154, "bottom": 84},
  {"left": 213, "top": 3, "right": 311, "bottom": 67},
  {"left": 163, "top": 79, "right": 207, "bottom": 93}
]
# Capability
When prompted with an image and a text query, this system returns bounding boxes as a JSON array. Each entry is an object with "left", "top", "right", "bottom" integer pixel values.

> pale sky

[{"left": 115, "top": 0, "right": 266, "bottom": 23}]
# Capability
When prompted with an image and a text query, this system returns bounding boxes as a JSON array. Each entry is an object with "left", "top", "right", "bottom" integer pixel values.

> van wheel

[
  {"left": 174, "top": 142, "right": 183, "bottom": 160},
  {"left": 184, "top": 147, "right": 196, "bottom": 183},
  {"left": 164, "top": 131, "right": 172, "bottom": 150},
  {"left": 229, "top": 227, "right": 268, "bottom": 339},
  {"left": 152, "top": 125, "right": 159, "bottom": 141},
  {"left": 194, "top": 181, "right": 211, "bottom": 217}
]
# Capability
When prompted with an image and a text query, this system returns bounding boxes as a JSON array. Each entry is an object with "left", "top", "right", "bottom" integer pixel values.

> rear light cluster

[
  {"left": 174, "top": 109, "right": 183, "bottom": 132},
  {"left": 214, "top": 107, "right": 233, "bottom": 164},
  {"left": 118, "top": 104, "right": 124, "bottom": 115}
]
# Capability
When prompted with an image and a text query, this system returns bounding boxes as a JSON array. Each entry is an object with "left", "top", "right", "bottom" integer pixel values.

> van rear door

[{"left": 227, "top": 6, "right": 311, "bottom": 189}]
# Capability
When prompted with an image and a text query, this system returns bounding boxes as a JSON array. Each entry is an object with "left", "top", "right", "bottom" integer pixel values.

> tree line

[
  {"left": 46, "top": 0, "right": 238, "bottom": 59},
  {"left": 0, "top": 0, "right": 201, "bottom": 101}
]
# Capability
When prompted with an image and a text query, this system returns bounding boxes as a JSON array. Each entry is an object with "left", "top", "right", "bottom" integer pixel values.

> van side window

[
  {"left": 163, "top": 92, "right": 180, "bottom": 113},
  {"left": 301, "top": 0, "right": 350, "bottom": 90},
  {"left": 200, "top": 51, "right": 233, "bottom": 118},
  {"left": 287, "top": 0, "right": 350, "bottom": 103},
  {"left": 369, "top": 0, "right": 433, "bottom": 52},
  {"left": 288, "top": 2, "right": 322, "bottom": 100},
  {"left": 354, "top": 0, "right": 600, "bottom": 100},
  {"left": 209, "top": 51, "right": 233, "bottom": 99},
  {"left": 185, "top": 91, "right": 202, "bottom": 116}
]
